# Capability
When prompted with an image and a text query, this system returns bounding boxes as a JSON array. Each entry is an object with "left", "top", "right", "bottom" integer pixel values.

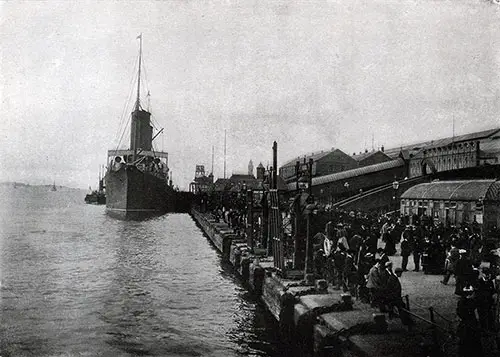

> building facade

[
  {"left": 279, "top": 148, "right": 357, "bottom": 183},
  {"left": 189, "top": 165, "right": 214, "bottom": 193},
  {"left": 351, "top": 150, "right": 392, "bottom": 168},
  {"left": 400, "top": 179, "right": 500, "bottom": 233}
]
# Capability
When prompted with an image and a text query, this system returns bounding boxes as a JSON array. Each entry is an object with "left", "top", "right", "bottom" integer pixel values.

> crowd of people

[
  {"left": 205, "top": 200, "right": 500, "bottom": 352},
  {"left": 308, "top": 208, "right": 500, "bottom": 354}
]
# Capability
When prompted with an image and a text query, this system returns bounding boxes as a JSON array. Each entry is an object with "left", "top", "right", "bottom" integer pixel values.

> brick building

[
  {"left": 351, "top": 150, "right": 392, "bottom": 168},
  {"left": 279, "top": 148, "right": 357, "bottom": 184}
]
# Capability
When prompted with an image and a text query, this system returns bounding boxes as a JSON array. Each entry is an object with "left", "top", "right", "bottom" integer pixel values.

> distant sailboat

[{"left": 51, "top": 181, "right": 57, "bottom": 192}]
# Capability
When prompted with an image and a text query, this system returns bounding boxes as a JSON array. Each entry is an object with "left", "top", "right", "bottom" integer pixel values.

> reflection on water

[{"left": 0, "top": 187, "right": 291, "bottom": 357}]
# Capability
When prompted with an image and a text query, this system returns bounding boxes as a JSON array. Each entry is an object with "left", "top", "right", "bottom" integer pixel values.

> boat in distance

[
  {"left": 85, "top": 165, "right": 106, "bottom": 205},
  {"left": 105, "top": 35, "right": 180, "bottom": 220}
]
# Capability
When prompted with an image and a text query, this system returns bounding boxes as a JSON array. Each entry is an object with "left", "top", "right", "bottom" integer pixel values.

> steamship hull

[{"left": 105, "top": 165, "right": 175, "bottom": 220}]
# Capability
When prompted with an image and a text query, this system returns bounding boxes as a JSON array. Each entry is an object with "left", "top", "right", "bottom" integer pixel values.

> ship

[
  {"left": 85, "top": 189, "right": 106, "bottom": 205},
  {"left": 85, "top": 165, "right": 106, "bottom": 205},
  {"left": 51, "top": 181, "right": 57, "bottom": 192},
  {"left": 105, "top": 35, "right": 176, "bottom": 220}
]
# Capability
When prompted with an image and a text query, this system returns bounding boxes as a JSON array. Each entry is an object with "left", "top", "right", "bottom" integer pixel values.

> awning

[{"left": 400, "top": 180, "right": 500, "bottom": 201}]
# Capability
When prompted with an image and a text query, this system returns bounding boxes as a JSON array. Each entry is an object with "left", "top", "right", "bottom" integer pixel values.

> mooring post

[{"left": 428, "top": 307, "right": 438, "bottom": 351}]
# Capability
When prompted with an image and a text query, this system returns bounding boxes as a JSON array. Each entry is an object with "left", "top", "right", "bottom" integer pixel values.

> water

[{"left": 0, "top": 186, "right": 285, "bottom": 357}]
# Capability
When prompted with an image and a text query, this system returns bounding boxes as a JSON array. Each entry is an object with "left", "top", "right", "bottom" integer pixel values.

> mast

[
  {"left": 224, "top": 130, "right": 227, "bottom": 179},
  {"left": 211, "top": 145, "right": 214, "bottom": 175},
  {"left": 130, "top": 34, "right": 150, "bottom": 161},
  {"left": 136, "top": 33, "right": 142, "bottom": 111}
]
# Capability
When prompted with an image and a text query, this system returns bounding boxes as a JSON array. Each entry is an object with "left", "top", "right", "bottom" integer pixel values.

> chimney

[{"left": 381, "top": 145, "right": 385, "bottom": 152}]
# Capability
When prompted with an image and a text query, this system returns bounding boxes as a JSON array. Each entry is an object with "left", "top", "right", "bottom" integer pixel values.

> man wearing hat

[
  {"left": 456, "top": 285, "right": 484, "bottom": 357},
  {"left": 357, "top": 252, "right": 374, "bottom": 303},
  {"left": 336, "top": 224, "right": 349, "bottom": 252},
  {"left": 475, "top": 266, "right": 496, "bottom": 332},
  {"left": 384, "top": 263, "right": 413, "bottom": 326},
  {"left": 441, "top": 243, "right": 460, "bottom": 285},
  {"left": 400, "top": 232, "right": 412, "bottom": 272},
  {"left": 366, "top": 258, "right": 389, "bottom": 309},
  {"left": 454, "top": 249, "right": 474, "bottom": 296}
]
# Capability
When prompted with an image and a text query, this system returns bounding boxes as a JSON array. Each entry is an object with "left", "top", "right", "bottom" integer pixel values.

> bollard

[
  {"left": 341, "top": 293, "right": 353, "bottom": 309},
  {"left": 279, "top": 289, "right": 296, "bottom": 341},
  {"left": 233, "top": 248, "right": 241, "bottom": 270},
  {"left": 240, "top": 257, "right": 250, "bottom": 282},
  {"left": 304, "top": 273, "right": 315, "bottom": 286},
  {"left": 250, "top": 264, "right": 265, "bottom": 296},
  {"left": 428, "top": 307, "right": 439, "bottom": 352},
  {"left": 372, "top": 313, "right": 388, "bottom": 332},
  {"left": 315, "top": 279, "right": 328, "bottom": 292}
]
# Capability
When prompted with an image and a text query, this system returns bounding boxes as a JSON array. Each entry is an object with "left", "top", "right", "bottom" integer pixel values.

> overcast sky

[{"left": 1, "top": 0, "right": 499, "bottom": 190}]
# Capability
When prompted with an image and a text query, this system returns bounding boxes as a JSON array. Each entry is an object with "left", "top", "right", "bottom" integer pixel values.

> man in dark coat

[
  {"left": 475, "top": 267, "right": 496, "bottom": 332},
  {"left": 400, "top": 230, "right": 412, "bottom": 272},
  {"left": 412, "top": 226, "right": 423, "bottom": 272},
  {"left": 454, "top": 250, "right": 474, "bottom": 296},
  {"left": 441, "top": 244, "right": 459, "bottom": 285},
  {"left": 384, "top": 264, "right": 413, "bottom": 326},
  {"left": 366, "top": 259, "right": 389, "bottom": 310},
  {"left": 456, "top": 286, "right": 484, "bottom": 357}
]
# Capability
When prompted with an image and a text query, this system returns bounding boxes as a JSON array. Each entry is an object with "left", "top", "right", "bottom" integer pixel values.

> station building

[
  {"left": 279, "top": 148, "right": 358, "bottom": 184},
  {"left": 282, "top": 127, "right": 500, "bottom": 212},
  {"left": 383, "top": 128, "right": 500, "bottom": 178},
  {"left": 400, "top": 179, "right": 500, "bottom": 232},
  {"left": 351, "top": 149, "right": 392, "bottom": 167}
]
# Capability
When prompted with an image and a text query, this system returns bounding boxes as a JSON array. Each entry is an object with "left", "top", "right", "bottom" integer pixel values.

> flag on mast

[{"left": 137, "top": 34, "right": 142, "bottom": 40}]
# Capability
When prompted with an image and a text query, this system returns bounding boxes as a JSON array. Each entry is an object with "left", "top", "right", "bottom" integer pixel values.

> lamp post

[
  {"left": 303, "top": 202, "right": 318, "bottom": 283},
  {"left": 293, "top": 158, "right": 313, "bottom": 271},
  {"left": 344, "top": 182, "right": 350, "bottom": 198},
  {"left": 392, "top": 180, "right": 400, "bottom": 214}
]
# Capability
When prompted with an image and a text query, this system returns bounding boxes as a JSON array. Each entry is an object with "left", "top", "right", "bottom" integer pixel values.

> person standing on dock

[
  {"left": 384, "top": 264, "right": 413, "bottom": 327},
  {"left": 456, "top": 285, "right": 484, "bottom": 357},
  {"left": 366, "top": 258, "right": 387, "bottom": 309},
  {"left": 323, "top": 227, "right": 336, "bottom": 287},
  {"left": 454, "top": 249, "right": 474, "bottom": 296},
  {"left": 412, "top": 226, "right": 423, "bottom": 272},
  {"left": 475, "top": 267, "right": 496, "bottom": 332},
  {"left": 441, "top": 242, "right": 459, "bottom": 285},
  {"left": 400, "top": 233, "right": 412, "bottom": 272}
]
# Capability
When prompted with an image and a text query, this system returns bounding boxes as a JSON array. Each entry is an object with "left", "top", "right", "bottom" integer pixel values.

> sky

[{"left": 1, "top": 0, "right": 499, "bottom": 190}]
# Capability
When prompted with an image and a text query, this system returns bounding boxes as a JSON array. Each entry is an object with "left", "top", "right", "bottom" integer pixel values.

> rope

[
  {"left": 113, "top": 52, "right": 140, "bottom": 153},
  {"left": 406, "top": 299, "right": 430, "bottom": 310},
  {"left": 398, "top": 307, "right": 451, "bottom": 333},
  {"left": 432, "top": 308, "right": 454, "bottom": 324},
  {"left": 400, "top": 298, "right": 499, "bottom": 339}
]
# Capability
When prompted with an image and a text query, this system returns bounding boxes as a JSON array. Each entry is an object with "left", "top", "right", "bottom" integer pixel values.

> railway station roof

[
  {"left": 401, "top": 180, "right": 500, "bottom": 201},
  {"left": 281, "top": 148, "right": 347, "bottom": 168},
  {"left": 383, "top": 128, "right": 500, "bottom": 159},
  {"left": 286, "top": 158, "right": 405, "bottom": 190}
]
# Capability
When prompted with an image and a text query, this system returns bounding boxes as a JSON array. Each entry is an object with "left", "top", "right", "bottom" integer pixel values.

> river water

[{"left": 0, "top": 186, "right": 293, "bottom": 357}]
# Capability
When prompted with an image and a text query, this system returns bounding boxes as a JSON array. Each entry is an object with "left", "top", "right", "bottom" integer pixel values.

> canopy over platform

[
  {"left": 108, "top": 149, "right": 168, "bottom": 159},
  {"left": 401, "top": 179, "right": 500, "bottom": 201}
]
